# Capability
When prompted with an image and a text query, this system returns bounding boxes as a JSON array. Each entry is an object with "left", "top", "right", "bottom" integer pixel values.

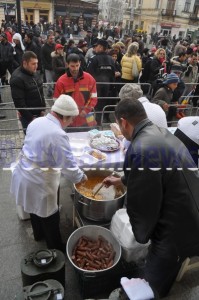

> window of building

[
  {"left": 155, "top": 0, "right": 160, "bottom": 9},
  {"left": 166, "top": 0, "right": 175, "bottom": 10},
  {"left": 184, "top": 0, "right": 191, "bottom": 12}
]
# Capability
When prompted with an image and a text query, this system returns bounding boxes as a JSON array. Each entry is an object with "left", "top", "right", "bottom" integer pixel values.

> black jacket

[
  {"left": 148, "top": 57, "right": 162, "bottom": 83},
  {"left": 122, "top": 119, "right": 199, "bottom": 259},
  {"left": 70, "top": 47, "right": 87, "bottom": 71},
  {"left": 25, "top": 40, "right": 42, "bottom": 71},
  {"left": 13, "top": 44, "right": 24, "bottom": 70},
  {"left": 10, "top": 67, "right": 46, "bottom": 122},
  {"left": 41, "top": 42, "right": 55, "bottom": 70},
  {"left": 87, "top": 52, "right": 115, "bottom": 83},
  {"left": 0, "top": 40, "right": 13, "bottom": 76}
]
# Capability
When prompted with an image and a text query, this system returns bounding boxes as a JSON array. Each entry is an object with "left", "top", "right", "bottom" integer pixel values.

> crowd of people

[{"left": 0, "top": 22, "right": 199, "bottom": 124}]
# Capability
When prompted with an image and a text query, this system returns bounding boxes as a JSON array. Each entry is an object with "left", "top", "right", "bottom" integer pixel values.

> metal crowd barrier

[{"left": 0, "top": 82, "right": 199, "bottom": 168}]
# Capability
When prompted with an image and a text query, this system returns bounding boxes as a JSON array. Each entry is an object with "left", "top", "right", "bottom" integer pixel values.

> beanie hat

[
  {"left": 55, "top": 43, "right": 64, "bottom": 50},
  {"left": 52, "top": 95, "right": 79, "bottom": 116},
  {"left": 12, "top": 33, "right": 25, "bottom": 51},
  {"left": 163, "top": 73, "right": 179, "bottom": 85},
  {"left": 119, "top": 83, "right": 143, "bottom": 100}
]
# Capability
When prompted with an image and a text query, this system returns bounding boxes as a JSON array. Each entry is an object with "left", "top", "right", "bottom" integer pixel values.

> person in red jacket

[{"left": 54, "top": 53, "right": 97, "bottom": 129}]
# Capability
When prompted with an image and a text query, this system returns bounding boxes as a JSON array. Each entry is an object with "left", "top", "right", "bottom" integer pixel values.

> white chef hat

[{"left": 52, "top": 95, "right": 79, "bottom": 116}]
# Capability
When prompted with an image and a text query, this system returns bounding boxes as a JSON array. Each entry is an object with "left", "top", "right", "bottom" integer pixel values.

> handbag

[{"left": 132, "top": 58, "right": 139, "bottom": 78}]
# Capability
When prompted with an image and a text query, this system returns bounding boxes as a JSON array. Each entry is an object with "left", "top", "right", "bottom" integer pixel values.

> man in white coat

[{"left": 11, "top": 95, "right": 87, "bottom": 252}]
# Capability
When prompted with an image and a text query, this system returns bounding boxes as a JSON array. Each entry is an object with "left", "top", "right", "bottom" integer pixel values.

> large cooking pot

[
  {"left": 66, "top": 225, "right": 121, "bottom": 275},
  {"left": 74, "top": 169, "right": 126, "bottom": 222}
]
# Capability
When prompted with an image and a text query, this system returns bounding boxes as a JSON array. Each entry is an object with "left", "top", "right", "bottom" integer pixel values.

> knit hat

[
  {"left": 119, "top": 83, "right": 143, "bottom": 100},
  {"left": 12, "top": 33, "right": 25, "bottom": 51},
  {"left": 163, "top": 73, "right": 179, "bottom": 85},
  {"left": 52, "top": 95, "right": 79, "bottom": 116},
  {"left": 176, "top": 116, "right": 199, "bottom": 145},
  {"left": 55, "top": 43, "right": 64, "bottom": 50}
]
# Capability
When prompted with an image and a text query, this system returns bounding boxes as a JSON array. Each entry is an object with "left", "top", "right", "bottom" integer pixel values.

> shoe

[
  {"left": 176, "top": 113, "right": 182, "bottom": 119},
  {"left": 0, "top": 114, "right": 6, "bottom": 119}
]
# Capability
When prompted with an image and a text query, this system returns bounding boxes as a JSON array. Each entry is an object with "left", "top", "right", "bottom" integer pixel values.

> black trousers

[
  {"left": 143, "top": 246, "right": 183, "bottom": 298},
  {"left": 30, "top": 210, "right": 65, "bottom": 252}
]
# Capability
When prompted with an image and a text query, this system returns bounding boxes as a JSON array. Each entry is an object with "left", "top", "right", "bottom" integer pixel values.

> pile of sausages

[{"left": 71, "top": 235, "right": 116, "bottom": 271}]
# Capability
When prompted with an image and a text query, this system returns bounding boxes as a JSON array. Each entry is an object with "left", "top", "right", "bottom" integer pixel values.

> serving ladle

[{"left": 92, "top": 172, "right": 115, "bottom": 198}]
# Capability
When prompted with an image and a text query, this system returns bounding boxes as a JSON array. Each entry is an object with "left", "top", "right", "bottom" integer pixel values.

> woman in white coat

[{"left": 11, "top": 95, "right": 87, "bottom": 252}]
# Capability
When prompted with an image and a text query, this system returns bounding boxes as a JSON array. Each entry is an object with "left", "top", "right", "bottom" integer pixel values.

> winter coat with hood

[{"left": 51, "top": 51, "right": 66, "bottom": 82}]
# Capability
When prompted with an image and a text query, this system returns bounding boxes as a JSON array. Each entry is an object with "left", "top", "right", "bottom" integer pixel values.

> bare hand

[
  {"left": 80, "top": 110, "right": 87, "bottom": 117},
  {"left": 40, "top": 111, "right": 46, "bottom": 116},
  {"left": 103, "top": 176, "right": 122, "bottom": 188},
  {"left": 81, "top": 174, "right": 88, "bottom": 182},
  {"left": 162, "top": 103, "right": 169, "bottom": 112},
  {"left": 115, "top": 71, "right": 121, "bottom": 77}
]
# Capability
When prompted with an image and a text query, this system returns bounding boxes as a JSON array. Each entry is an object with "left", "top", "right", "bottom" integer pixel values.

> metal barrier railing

[{"left": 0, "top": 82, "right": 199, "bottom": 168}]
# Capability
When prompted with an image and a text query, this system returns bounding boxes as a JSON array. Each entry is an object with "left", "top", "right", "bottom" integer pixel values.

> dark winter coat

[
  {"left": 122, "top": 119, "right": 199, "bottom": 259},
  {"left": 10, "top": 66, "right": 46, "bottom": 122},
  {"left": 0, "top": 40, "right": 13, "bottom": 76},
  {"left": 41, "top": 42, "right": 55, "bottom": 70}
]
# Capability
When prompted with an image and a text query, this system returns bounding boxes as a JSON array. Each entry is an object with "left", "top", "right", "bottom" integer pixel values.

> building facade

[
  {"left": 132, "top": 0, "right": 199, "bottom": 38},
  {"left": 0, "top": 0, "right": 99, "bottom": 31}
]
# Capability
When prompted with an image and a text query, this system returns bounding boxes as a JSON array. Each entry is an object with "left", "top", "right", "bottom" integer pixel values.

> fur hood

[{"left": 51, "top": 51, "right": 66, "bottom": 58}]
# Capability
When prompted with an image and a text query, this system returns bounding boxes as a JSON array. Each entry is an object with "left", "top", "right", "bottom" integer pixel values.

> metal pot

[
  {"left": 66, "top": 225, "right": 121, "bottom": 276},
  {"left": 74, "top": 169, "right": 126, "bottom": 222}
]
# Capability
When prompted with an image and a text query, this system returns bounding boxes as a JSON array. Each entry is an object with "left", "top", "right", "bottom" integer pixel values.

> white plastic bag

[{"left": 110, "top": 209, "right": 150, "bottom": 262}]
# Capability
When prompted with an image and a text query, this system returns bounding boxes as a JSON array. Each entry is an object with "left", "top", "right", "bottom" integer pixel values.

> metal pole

[{"left": 16, "top": 0, "right": 22, "bottom": 34}]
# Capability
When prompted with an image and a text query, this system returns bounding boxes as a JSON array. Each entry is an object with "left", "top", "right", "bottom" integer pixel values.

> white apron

[{"left": 10, "top": 152, "right": 61, "bottom": 218}]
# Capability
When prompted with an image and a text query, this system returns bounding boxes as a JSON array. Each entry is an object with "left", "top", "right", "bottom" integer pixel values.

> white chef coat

[{"left": 10, "top": 113, "right": 84, "bottom": 217}]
